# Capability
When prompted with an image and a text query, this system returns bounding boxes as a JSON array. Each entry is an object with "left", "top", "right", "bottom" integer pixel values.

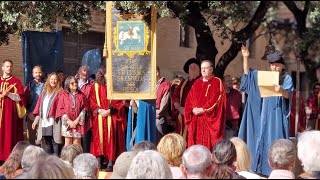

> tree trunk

[
  {"left": 283, "top": 1, "right": 316, "bottom": 84},
  {"left": 214, "top": 1, "right": 270, "bottom": 78},
  {"left": 167, "top": 2, "right": 218, "bottom": 65},
  {"left": 186, "top": 3, "right": 217, "bottom": 63}
]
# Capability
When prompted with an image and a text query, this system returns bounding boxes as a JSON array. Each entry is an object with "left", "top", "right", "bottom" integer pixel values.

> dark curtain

[{"left": 22, "top": 31, "right": 64, "bottom": 85}]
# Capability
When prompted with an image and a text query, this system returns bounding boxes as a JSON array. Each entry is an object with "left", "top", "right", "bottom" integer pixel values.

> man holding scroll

[{"left": 238, "top": 46, "right": 293, "bottom": 176}]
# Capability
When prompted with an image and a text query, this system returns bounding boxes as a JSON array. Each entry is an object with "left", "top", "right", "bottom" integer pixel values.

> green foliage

[{"left": 0, "top": 1, "right": 105, "bottom": 45}]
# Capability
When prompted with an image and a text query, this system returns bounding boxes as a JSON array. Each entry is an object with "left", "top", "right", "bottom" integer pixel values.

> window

[{"left": 180, "top": 24, "right": 190, "bottom": 48}]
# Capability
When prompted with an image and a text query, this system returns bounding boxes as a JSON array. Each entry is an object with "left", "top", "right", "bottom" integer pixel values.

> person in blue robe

[
  {"left": 238, "top": 46, "right": 293, "bottom": 176},
  {"left": 126, "top": 100, "right": 157, "bottom": 151}
]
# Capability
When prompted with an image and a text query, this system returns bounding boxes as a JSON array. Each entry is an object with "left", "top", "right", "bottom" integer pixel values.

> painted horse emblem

[{"left": 119, "top": 26, "right": 141, "bottom": 45}]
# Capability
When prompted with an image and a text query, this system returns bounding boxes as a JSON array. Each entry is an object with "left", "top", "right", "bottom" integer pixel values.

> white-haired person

[
  {"left": 230, "top": 137, "right": 261, "bottom": 179},
  {"left": 73, "top": 153, "right": 100, "bottom": 179},
  {"left": 268, "top": 139, "right": 296, "bottom": 179},
  {"left": 25, "top": 155, "right": 74, "bottom": 179},
  {"left": 180, "top": 144, "right": 213, "bottom": 179},
  {"left": 15, "top": 145, "right": 47, "bottom": 179},
  {"left": 297, "top": 130, "right": 320, "bottom": 179},
  {"left": 126, "top": 150, "right": 172, "bottom": 179}
]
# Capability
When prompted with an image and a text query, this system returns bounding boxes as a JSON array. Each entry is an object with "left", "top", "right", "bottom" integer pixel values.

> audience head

[
  {"left": 73, "top": 153, "right": 99, "bottom": 179},
  {"left": 157, "top": 133, "right": 186, "bottom": 166},
  {"left": 95, "top": 65, "right": 106, "bottom": 85},
  {"left": 268, "top": 139, "right": 296, "bottom": 170},
  {"left": 0, "top": 141, "right": 30, "bottom": 178},
  {"left": 183, "top": 58, "right": 200, "bottom": 78},
  {"left": 200, "top": 60, "right": 214, "bottom": 79},
  {"left": 132, "top": 141, "right": 156, "bottom": 153},
  {"left": 297, "top": 131, "right": 320, "bottom": 173},
  {"left": 2, "top": 60, "right": 13, "bottom": 76},
  {"left": 56, "top": 70, "right": 65, "bottom": 82},
  {"left": 60, "top": 144, "right": 83, "bottom": 166},
  {"left": 26, "top": 155, "right": 74, "bottom": 179},
  {"left": 64, "top": 76, "right": 79, "bottom": 93},
  {"left": 126, "top": 150, "right": 172, "bottom": 179},
  {"left": 223, "top": 75, "right": 233, "bottom": 90},
  {"left": 211, "top": 139, "right": 237, "bottom": 179},
  {"left": 181, "top": 145, "right": 213, "bottom": 178},
  {"left": 21, "top": 145, "right": 47, "bottom": 169},
  {"left": 312, "top": 82, "right": 320, "bottom": 96},
  {"left": 232, "top": 77, "right": 241, "bottom": 90},
  {"left": 32, "top": 65, "right": 43, "bottom": 81},
  {"left": 110, "top": 151, "right": 138, "bottom": 179},
  {"left": 230, "top": 137, "right": 251, "bottom": 172},
  {"left": 43, "top": 72, "right": 61, "bottom": 95},
  {"left": 76, "top": 66, "right": 89, "bottom": 80}
]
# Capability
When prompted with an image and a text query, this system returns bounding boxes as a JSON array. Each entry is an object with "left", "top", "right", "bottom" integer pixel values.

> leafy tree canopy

[{"left": 1, "top": 1, "right": 320, "bottom": 81}]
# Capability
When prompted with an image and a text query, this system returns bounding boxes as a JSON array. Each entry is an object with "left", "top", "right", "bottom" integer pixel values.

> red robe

[
  {"left": 184, "top": 76, "right": 226, "bottom": 151},
  {"left": 56, "top": 90, "right": 88, "bottom": 135},
  {"left": 79, "top": 82, "right": 93, "bottom": 133},
  {"left": 171, "top": 78, "right": 198, "bottom": 137},
  {"left": 32, "top": 90, "right": 62, "bottom": 144},
  {"left": 0, "top": 76, "right": 25, "bottom": 161},
  {"left": 290, "top": 90, "right": 306, "bottom": 136},
  {"left": 89, "top": 83, "right": 127, "bottom": 161}
]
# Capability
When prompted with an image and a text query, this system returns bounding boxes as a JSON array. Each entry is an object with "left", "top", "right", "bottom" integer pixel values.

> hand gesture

[
  {"left": 32, "top": 123, "right": 37, "bottom": 130},
  {"left": 100, "top": 109, "right": 111, "bottom": 117},
  {"left": 192, "top": 108, "right": 205, "bottom": 115},
  {"left": 130, "top": 100, "right": 137, "bottom": 107},
  {"left": 28, "top": 113, "right": 35, "bottom": 121},
  {"left": 274, "top": 84, "right": 281, "bottom": 92},
  {"left": 68, "top": 120, "right": 76, "bottom": 129},
  {"left": 179, "top": 107, "right": 185, "bottom": 116},
  {"left": 241, "top": 45, "right": 250, "bottom": 58}
]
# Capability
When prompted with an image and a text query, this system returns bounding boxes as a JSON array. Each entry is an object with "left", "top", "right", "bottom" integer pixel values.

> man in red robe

[
  {"left": 290, "top": 90, "right": 306, "bottom": 136},
  {"left": 184, "top": 60, "right": 226, "bottom": 151},
  {"left": 76, "top": 66, "right": 93, "bottom": 153},
  {"left": 171, "top": 58, "right": 200, "bottom": 139},
  {"left": 0, "top": 60, "right": 26, "bottom": 161},
  {"left": 155, "top": 66, "right": 171, "bottom": 143},
  {"left": 89, "top": 66, "right": 127, "bottom": 171}
]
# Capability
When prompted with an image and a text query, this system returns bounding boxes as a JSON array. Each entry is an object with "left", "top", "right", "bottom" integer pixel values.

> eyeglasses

[{"left": 70, "top": 82, "right": 78, "bottom": 85}]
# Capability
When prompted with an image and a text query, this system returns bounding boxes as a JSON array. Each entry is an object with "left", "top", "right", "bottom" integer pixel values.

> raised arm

[{"left": 241, "top": 45, "right": 250, "bottom": 75}]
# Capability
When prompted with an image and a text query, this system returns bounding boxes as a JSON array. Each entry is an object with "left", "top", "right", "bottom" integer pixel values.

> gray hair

[
  {"left": 126, "top": 150, "right": 172, "bottom": 179},
  {"left": 182, "top": 145, "right": 212, "bottom": 175},
  {"left": 201, "top": 60, "right": 214, "bottom": 68},
  {"left": 268, "top": 139, "right": 296, "bottom": 170},
  {"left": 297, "top": 131, "right": 320, "bottom": 172},
  {"left": 21, "top": 145, "right": 46, "bottom": 168},
  {"left": 73, "top": 153, "right": 99, "bottom": 179},
  {"left": 60, "top": 144, "right": 83, "bottom": 165},
  {"left": 25, "top": 155, "right": 74, "bottom": 179}
]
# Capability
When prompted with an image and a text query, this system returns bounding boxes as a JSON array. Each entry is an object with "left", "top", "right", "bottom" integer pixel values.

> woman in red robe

[
  {"left": 56, "top": 76, "right": 88, "bottom": 147},
  {"left": 32, "top": 72, "right": 62, "bottom": 156},
  {"left": 89, "top": 66, "right": 127, "bottom": 171}
]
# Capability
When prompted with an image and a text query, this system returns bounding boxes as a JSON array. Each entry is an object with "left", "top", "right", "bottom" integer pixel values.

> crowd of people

[{"left": 0, "top": 43, "right": 320, "bottom": 179}]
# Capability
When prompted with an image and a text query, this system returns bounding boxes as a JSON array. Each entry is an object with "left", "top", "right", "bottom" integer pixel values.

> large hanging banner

[{"left": 106, "top": 2, "right": 157, "bottom": 100}]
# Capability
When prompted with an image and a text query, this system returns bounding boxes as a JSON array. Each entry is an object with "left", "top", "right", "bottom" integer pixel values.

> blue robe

[
  {"left": 126, "top": 100, "right": 157, "bottom": 151},
  {"left": 238, "top": 68, "right": 293, "bottom": 176}
]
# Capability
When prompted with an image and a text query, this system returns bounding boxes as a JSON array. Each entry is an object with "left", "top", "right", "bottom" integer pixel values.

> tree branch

[
  {"left": 214, "top": 1, "right": 270, "bottom": 78},
  {"left": 282, "top": 1, "right": 302, "bottom": 15},
  {"left": 303, "top": 1, "right": 310, "bottom": 15}
]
